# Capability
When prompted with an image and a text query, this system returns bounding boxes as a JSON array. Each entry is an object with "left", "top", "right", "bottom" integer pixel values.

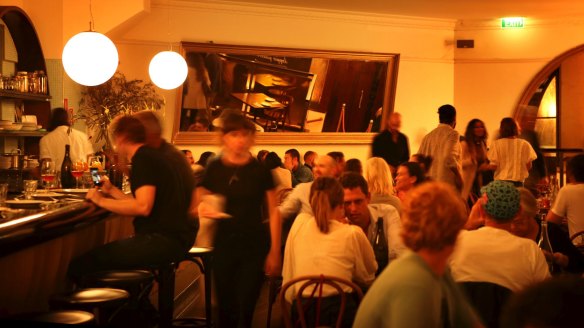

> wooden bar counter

[{"left": 0, "top": 202, "right": 203, "bottom": 318}]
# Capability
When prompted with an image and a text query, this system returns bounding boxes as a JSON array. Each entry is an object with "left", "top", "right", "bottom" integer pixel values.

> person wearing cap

[
  {"left": 417, "top": 104, "right": 463, "bottom": 192},
  {"left": 450, "top": 180, "right": 550, "bottom": 292}
]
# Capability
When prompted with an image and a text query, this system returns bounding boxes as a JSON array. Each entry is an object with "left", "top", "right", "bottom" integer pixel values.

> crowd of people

[{"left": 64, "top": 105, "right": 584, "bottom": 328}]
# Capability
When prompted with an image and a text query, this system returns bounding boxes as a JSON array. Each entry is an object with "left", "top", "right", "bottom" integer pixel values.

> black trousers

[
  {"left": 68, "top": 233, "right": 186, "bottom": 281},
  {"left": 213, "top": 233, "right": 269, "bottom": 328}
]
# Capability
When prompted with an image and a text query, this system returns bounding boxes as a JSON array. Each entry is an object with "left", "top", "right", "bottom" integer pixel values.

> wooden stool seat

[
  {"left": 51, "top": 288, "right": 130, "bottom": 308},
  {"left": 5, "top": 310, "right": 95, "bottom": 326},
  {"left": 81, "top": 270, "right": 154, "bottom": 289}
]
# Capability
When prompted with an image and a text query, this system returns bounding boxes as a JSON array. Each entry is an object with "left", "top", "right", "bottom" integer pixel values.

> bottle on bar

[
  {"left": 60, "top": 145, "right": 75, "bottom": 188},
  {"left": 373, "top": 218, "right": 389, "bottom": 276},
  {"left": 537, "top": 216, "right": 555, "bottom": 274}
]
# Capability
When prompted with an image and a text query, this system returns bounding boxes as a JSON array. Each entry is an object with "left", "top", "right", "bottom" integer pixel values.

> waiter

[{"left": 39, "top": 107, "right": 94, "bottom": 169}]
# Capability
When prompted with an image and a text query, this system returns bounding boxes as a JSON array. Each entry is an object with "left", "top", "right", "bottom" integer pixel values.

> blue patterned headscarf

[{"left": 480, "top": 181, "right": 520, "bottom": 221}]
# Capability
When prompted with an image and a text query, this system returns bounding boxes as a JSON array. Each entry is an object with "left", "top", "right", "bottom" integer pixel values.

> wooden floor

[{"left": 179, "top": 277, "right": 285, "bottom": 328}]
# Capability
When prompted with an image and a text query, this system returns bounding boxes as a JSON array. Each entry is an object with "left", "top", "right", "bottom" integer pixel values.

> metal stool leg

[{"left": 157, "top": 262, "right": 176, "bottom": 328}]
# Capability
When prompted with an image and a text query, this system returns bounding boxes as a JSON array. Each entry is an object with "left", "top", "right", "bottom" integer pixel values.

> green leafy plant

[{"left": 76, "top": 71, "right": 165, "bottom": 149}]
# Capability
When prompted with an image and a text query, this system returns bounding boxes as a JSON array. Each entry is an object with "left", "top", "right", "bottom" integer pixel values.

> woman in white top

[
  {"left": 282, "top": 177, "right": 377, "bottom": 327},
  {"left": 488, "top": 117, "right": 537, "bottom": 186}
]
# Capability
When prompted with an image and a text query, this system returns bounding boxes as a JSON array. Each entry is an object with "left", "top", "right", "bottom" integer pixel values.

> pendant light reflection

[
  {"left": 62, "top": 31, "right": 119, "bottom": 86},
  {"left": 149, "top": 51, "right": 188, "bottom": 90}
]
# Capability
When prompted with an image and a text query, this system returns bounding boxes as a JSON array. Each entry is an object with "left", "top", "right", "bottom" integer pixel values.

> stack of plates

[
  {"left": 0, "top": 120, "right": 12, "bottom": 130},
  {"left": 21, "top": 122, "right": 38, "bottom": 131},
  {"left": 3, "top": 123, "right": 22, "bottom": 131}
]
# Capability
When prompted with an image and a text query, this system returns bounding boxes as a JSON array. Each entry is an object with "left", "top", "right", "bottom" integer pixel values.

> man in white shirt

[
  {"left": 340, "top": 172, "right": 405, "bottom": 266},
  {"left": 279, "top": 154, "right": 339, "bottom": 220},
  {"left": 418, "top": 104, "right": 463, "bottom": 191},
  {"left": 451, "top": 180, "right": 550, "bottom": 292},
  {"left": 547, "top": 154, "right": 584, "bottom": 239},
  {"left": 39, "top": 108, "right": 94, "bottom": 169}
]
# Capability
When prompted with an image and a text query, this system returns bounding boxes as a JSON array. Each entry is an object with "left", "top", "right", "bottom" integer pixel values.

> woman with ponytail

[{"left": 282, "top": 177, "right": 377, "bottom": 327}]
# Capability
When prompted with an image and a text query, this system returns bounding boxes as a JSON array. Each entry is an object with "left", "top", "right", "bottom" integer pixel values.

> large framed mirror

[{"left": 172, "top": 42, "right": 399, "bottom": 145}]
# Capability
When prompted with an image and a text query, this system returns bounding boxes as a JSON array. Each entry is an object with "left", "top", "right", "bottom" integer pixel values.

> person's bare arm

[
  {"left": 546, "top": 210, "right": 564, "bottom": 225},
  {"left": 86, "top": 185, "right": 154, "bottom": 217},
  {"left": 264, "top": 189, "right": 282, "bottom": 276}
]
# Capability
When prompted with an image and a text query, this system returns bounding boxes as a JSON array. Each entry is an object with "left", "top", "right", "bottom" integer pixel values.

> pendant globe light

[
  {"left": 149, "top": 50, "right": 188, "bottom": 90},
  {"left": 148, "top": 2, "right": 188, "bottom": 90},
  {"left": 62, "top": 0, "right": 118, "bottom": 86}
]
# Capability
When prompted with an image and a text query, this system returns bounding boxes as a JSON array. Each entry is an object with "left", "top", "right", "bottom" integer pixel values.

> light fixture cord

[
  {"left": 89, "top": 0, "right": 95, "bottom": 31},
  {"left": 167, "top": 0, "right": 172, "bottom": 51}
]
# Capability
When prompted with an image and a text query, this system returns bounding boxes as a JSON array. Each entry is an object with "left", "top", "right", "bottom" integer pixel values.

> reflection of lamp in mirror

[
  {"left": 62, "top": 0, "right": 118, "bottom": 86},
  {"left": 149, "top": 51, "right": 188, "bottom": 90}
]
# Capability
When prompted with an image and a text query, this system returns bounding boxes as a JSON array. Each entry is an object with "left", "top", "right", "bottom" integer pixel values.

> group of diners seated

[{"left": 55, "top": 107, "right": 583, "bottom": 328}]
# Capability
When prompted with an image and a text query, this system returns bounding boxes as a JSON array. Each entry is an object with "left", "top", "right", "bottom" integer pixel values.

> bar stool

[
  {"left": 50, "top": 288, "right": 129, "bottom": 326},
  {"left": 4, "top": 310, "right": 95, "bottom": 327},
  {"left": 81, "top": 270, "right": 155, "bottom": 306},
  {"left": 173, "top": 246, "right": 214, "bottom": 328}
]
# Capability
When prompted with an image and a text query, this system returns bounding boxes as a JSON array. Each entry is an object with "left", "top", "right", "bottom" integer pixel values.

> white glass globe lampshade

[
  {"left": 62, "top": 31, "right": 119, "bottom": 86},
  {"left": 149, "top": 51, "right": 188, "bottom": 90}
]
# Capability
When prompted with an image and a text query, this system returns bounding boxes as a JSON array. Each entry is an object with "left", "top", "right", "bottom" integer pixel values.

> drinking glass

[
  {"left": 72, "top": 160, "right": 87, "bottom": 189},
  {"left": 40, "top": 159, "right": 56, "bottom": 191},
  {"left": 23, "top": 180, "right": 38, "bottom": 200}
]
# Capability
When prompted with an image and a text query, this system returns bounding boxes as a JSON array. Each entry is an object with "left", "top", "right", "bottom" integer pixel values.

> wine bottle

[
  {"left": 373, "top": 218, "right": 389, "bottom": 275},
  {"left": 537, "top": 217, "right": 555, "bottom": 274},
  {"left": 60, "top": 145, "right": 75, "bottom": 188}
]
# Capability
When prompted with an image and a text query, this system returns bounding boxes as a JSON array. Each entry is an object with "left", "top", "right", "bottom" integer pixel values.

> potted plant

[{"left": 76, "top": 71, "right": 165, "bottom": 151}]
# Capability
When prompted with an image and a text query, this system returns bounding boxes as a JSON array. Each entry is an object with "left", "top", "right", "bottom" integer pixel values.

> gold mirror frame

[{"left": 172, "top": 42, "right": 400, "bottom": 146}]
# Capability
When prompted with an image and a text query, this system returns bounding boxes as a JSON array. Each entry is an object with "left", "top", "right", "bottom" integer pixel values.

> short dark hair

[
  {"left": 221, "top": 110, "right": 256, "bottom": 135},
  {"left": 339, "top": 172, "right": 369, "bottom": 196},
  {"left": 197, "top": 151, "right": 215, "bottom": 167},
  {"left": 110, "top": 115, "right": 146, "bottom": 144},
  {"left": 257, "top": 150, "right": 269, "bottom": 162},
  {"left": 344, "top": 158, "right": 363, "bottom": 174},
  {"left": 401, "top": 162, "right": 426, "bottom": 186},
  {"left": 499, "top": 117, "right": 519, "bottom": 138},
  {"left": 304, "top": 151, "right": 315, "bottom": 162},
  {"left": 264, "top": 152, "right": 283, "bottom": 170},
  {"left": 49, "top": 107, "right": 70, "bottom": 131},
  {"left": 327, "top": 151, "right": 345, "bottom": 163},
  {"left": 411, "top": 154, "right": 433, "bottom": 174},
  {"left": 567, "top": 154, "right": 584, "bottom": 182},
  {"left": 285, "top": 149, "right": 300, "bottom": 161},
  {"left": 438, "top": 104, "right": 456, "bottom": 124}
]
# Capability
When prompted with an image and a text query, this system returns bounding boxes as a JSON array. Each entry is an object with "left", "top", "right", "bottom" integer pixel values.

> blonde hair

[
  {"left": 309, "top": 177, "right": 344, "bottom": 234},
  {"left": 364, "top": 157, "right": 394, "bottom": 196},
  {"left": 401, "top": 182, "right": 467, "bottom": 251}
]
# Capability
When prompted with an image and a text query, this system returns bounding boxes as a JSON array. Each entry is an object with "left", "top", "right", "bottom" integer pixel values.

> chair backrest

[
  {"left": 459, "top": 281, "right": 512, "bottom": 328},
  {"left": 279, "top": 274, "right": 363, "bottom": 328}
]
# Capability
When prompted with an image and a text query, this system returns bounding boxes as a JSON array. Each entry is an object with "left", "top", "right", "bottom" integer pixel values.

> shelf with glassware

[{"left": 0, "top": 89, "right": 51, "bottom": 102}]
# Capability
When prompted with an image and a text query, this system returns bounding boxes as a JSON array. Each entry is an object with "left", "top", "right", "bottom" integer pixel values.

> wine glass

[
  {"left": 72, "top": 160, "right": 87, "bottom": 189},
  {"left": 40, "top": 159, "right": 56, "bottom": 192}
]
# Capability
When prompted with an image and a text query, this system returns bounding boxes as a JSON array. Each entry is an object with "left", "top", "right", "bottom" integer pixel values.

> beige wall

[{"left": 4, "top": 1, "right": 584, "bottom": 162}]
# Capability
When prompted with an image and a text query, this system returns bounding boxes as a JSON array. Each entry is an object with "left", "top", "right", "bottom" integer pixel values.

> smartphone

[{"left": 90, "top": 168, "right": 102, "bottom": 187}]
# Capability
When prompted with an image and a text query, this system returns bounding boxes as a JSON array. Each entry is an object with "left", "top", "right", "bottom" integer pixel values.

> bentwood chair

[
  {"left": 459, "top": 281, "right": 512, "bottom": 328},
  {"left": 279, "top": 275, "right": 363, "bottom": 328}
]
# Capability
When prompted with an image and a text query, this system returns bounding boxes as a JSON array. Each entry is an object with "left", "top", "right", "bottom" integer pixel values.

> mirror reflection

[{"left": 177, "top": 42, "right": 399, "bottom": 133}]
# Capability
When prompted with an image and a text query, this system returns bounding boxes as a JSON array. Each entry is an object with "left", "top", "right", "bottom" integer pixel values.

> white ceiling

[{"left": 214, "top": 0, "right": 584, "bottom": 20}]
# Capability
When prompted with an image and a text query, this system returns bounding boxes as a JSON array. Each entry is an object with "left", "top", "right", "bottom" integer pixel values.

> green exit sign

[{"left": 502, "top": 17, "right": 525, "bottom": 28}]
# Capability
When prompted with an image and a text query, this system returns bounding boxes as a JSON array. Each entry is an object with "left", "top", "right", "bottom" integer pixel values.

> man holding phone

[{"left": 68, "top": 115, "right": 196, "bottom": 279}]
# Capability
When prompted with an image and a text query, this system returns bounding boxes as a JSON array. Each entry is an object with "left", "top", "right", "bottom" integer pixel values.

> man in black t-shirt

[
  {"left": 371, "top": 112, "right": 410, "bottom": 175},
  {"left": 68, "top": 116, "right": 195, "bottom": 279}
]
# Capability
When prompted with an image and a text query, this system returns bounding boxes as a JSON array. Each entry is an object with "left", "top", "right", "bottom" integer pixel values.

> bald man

[
  {"left": 279, "top": 154, "right": 339, "bottom": 221},
  {"left": 371, "top": 112, "right": 410, "bottom": 175}
]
